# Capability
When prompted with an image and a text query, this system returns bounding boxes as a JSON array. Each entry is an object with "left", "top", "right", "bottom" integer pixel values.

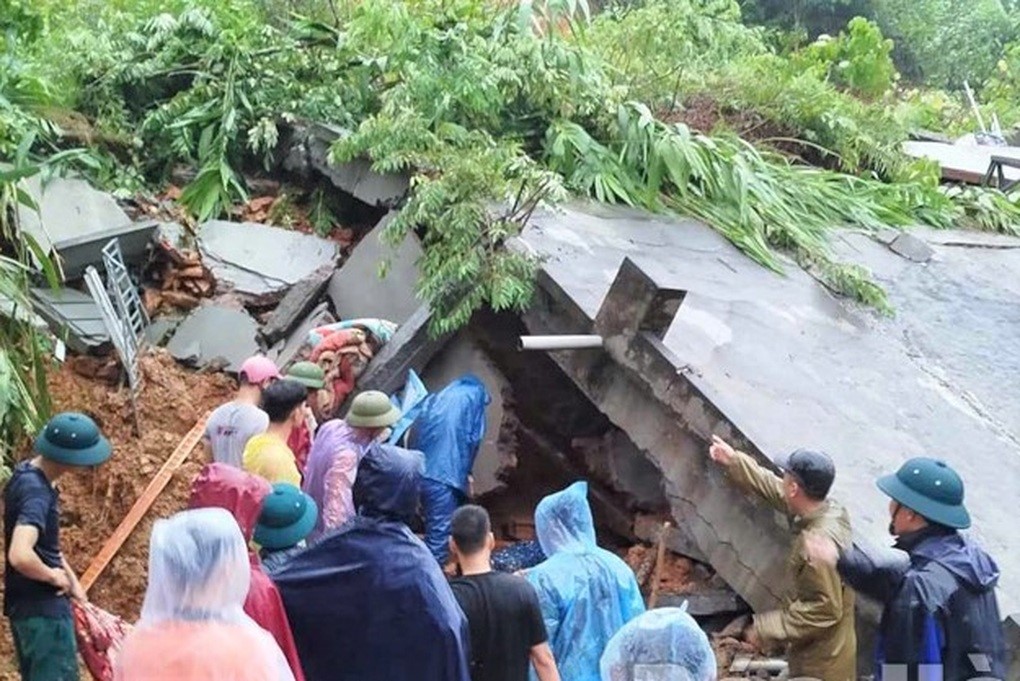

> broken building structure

[{"left": 12, "top": 120, "right": 1020, "bottom": 676}]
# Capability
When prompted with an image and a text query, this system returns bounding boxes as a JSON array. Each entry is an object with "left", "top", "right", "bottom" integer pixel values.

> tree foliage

[{"left": 3, "top": 0, "right": 1020, "bottom": 345}]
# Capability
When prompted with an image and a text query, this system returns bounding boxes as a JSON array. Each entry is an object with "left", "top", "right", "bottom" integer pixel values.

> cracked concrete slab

[
  {"left": 328, "top": 213, "right": 422, "bottom": 324},
  {"left": 165, "top": 304, "right": 261, "bottom": 373},
  {"left": 197, "top": 221, "right": 339, "bottom": 302},
  {"left": 16, "top": 176, "right": 152, "bottom": 279},
  {"left": 519, "top": 203, "right": 1020, "bottom": 622}
]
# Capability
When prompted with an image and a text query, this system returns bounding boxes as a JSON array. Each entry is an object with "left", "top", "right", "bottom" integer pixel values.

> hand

[
  {"left": 803, "top": 531, "right": 839, "bottom": 568},
  {"left": 49, "top": 567, "right": 72, "bottom": 596},
  {"left": 709, "top": 435, "right": 736, "bottom": 466},
  {"left": 70, "top": 580, "right": 88, "bottom": 602}
]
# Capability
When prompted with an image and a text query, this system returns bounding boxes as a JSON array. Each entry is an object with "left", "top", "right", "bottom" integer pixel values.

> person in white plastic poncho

[
  {"left": 114, "top": 508, "right": 294, "bottom": 681},
  {"left": 600, "top": 607, "right": 717, "bottom": 681},
  {"left": 525, "top": 481, "right": 645, "bottom": 681}
]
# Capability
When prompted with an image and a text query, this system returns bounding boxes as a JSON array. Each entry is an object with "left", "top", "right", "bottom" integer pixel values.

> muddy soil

[{"left": 0, "top": 350, "right": 234, "bottom": 679}]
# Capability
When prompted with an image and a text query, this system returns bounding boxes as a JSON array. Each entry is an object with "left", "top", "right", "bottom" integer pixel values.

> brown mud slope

[{"left": 0, "top": 350, "right": 233, "bottom": 679}]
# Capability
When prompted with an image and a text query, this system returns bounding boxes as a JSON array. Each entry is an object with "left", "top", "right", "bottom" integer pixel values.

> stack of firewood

[{"left": 142, "top": 236, "right": 215, "bottom": 314}]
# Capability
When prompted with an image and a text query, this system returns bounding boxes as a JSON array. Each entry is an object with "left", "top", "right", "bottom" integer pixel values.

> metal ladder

[{"left": 84, "top": 238, "right": 149, "bottom": 431}]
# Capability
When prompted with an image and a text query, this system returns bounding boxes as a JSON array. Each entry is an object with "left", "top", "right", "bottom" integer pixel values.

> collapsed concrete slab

[
  {"left": 282, "top": 122, "right": 410, "bottom": 208},
  {"left": 197, "top": 221, "right": 339, "bottom": 303},
  {"left": 517, "top": 203, "right": 1020, "bottom": 626},
  {"left": 328, "top": 213, "right": 423, "bottom": 324},
  {"left": 30, "top": 287, "right": 110, "bottom": 353},
  {"left": 165, "top": 304, "right": 261, "bottom": 373},
  {"left": 16, "top": 176, "right": 150, "bottom": 279}
]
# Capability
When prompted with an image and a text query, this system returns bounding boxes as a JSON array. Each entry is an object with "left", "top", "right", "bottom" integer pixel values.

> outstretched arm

[{"left": 709, "top": 436, "right": 786, "bottom": 513}]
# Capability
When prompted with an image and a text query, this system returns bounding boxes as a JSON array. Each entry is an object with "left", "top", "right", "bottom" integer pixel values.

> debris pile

[{"left": 142, "top": 229, "right": 215, "bottom": 315}]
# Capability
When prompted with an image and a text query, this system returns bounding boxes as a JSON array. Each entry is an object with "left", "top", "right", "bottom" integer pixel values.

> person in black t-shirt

[
  {"left": 4, "top": 412, "right": 112, "bottom": 680},
  {"left": 449, "top": 505, "right": 560, "bottom": 681}
]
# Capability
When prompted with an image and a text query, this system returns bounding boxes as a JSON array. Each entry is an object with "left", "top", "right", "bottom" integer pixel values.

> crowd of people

[{"left": 1, "top": 353, "right": 1010, "bottom": 681}]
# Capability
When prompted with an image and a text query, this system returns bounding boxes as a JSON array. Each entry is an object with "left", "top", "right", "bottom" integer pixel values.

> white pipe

[{"left": 518, "top": 335, "right": 603, "bottom": 351}]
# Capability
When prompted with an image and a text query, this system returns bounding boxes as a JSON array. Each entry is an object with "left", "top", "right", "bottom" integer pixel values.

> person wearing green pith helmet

[
  {"left": 4, "top": 412, "right": 112, "bottom": 681},
  {"left": 805, "top": 457, "right": 1007, "bottom": 681},
  {"left": 286, "top": 361, "right": 327, "bottom": 475},
  {"left": 258, "top": 483, "right": 319, "bottom": 573}
]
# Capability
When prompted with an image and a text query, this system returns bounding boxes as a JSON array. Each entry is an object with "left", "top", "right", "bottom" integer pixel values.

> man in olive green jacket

[{"left": 709, "top": 436, "right": 856, "bottom": 681}]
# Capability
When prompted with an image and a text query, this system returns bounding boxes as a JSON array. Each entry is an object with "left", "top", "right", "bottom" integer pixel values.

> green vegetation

[{"left": 3, "top": 0, "right": 1020, "bottom": 456}]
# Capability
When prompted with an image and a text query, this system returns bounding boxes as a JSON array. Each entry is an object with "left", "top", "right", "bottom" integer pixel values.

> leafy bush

[
  {"left": 795, "top": 17, "right": 896, "bottom": 98},
  {"left": 739, "top": 0, "right": 874, "bottom": 37},
  {"left": 873, "top": 0, "right": 1011, "bottom": 89}
]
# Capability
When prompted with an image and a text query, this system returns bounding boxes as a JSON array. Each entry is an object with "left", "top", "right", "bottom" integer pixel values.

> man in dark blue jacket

[
  {"left": 273, "top": 442, "right": 471, "bottom": 681},
  {"left": 805, "top": 457, "right": 1006, "bottom": 681}
]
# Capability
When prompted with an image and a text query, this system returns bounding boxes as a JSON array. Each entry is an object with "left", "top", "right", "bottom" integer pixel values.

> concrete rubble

[
  {"left": 281, "top": 121, "right": 410, "bottom": 208},
  {"left": 30, "top": 287, "right": 110, "bottom": 353},
  {"left": 198, "top": 220, "right": 340, "bottom": 303},
  {"left": 511, "top": 201, "right": 1020, "bottom": 638},
  {"left": 902, "top": 140, "right": 1020, "bottom": 184},
  {"left": 16, "top": 168, "right": 1019, "bottom": 672},
  {"left": 165, "top": 304, "right": 261, "bottom": 373}
]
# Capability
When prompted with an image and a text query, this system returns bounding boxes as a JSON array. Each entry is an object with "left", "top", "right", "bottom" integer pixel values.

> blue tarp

[
  {"left": 600, "top": 607, "right": 716, "bottom": 681},
  {"left": 273, "top": 444, "right": 471, "bottom": 681},
  {"left": 527, "top": 481, "right": 646, "bottom": 681},
  {"left": 409, "top": 374, "right": 489, "bottom": 494}
]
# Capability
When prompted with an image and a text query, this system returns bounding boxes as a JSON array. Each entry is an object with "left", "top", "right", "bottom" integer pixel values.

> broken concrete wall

[
  {"left": 328, "top": 213, "right": 422, "bottom": 325},
  {"left": 279, "top": 121, "right": 409, "bottom": 209}
]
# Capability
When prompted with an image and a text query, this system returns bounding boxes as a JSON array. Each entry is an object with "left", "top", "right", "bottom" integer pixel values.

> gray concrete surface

[
  {"left": 165, "top": 304, "right": 261, "bottom": 373},
  {"left": 30, "top": 287, "right": 110, "bottom": 353},
  {"left": 518, "top": 202, "right": 1020, "bottom": 620},
  {"left": 17, "top": 176, "right": 134, "bottom": 276},
  {"left": 197, "top": 221, "right": 339, "bottom": 300},
  {"left": 328, "top": 213, "right": 423, "bottom": 324}
]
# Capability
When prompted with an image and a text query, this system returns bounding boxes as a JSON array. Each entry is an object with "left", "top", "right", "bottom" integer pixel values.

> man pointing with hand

[{"left": 708, "top": 435, "right": 856, "bottom": 681}]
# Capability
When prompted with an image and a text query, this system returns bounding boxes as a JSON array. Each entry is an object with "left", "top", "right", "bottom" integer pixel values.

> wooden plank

[{"left": 80, "top": 413, "right": 209, "bottom": 592}]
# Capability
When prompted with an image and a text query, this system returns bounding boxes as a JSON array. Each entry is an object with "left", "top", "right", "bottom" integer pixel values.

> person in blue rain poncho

[
  {"left": 272, "top": 443, "right": 471, "bottom": 681},
  {"left": 526, "top": 481, "right": 645, "bottom": 681},
  {"left": 408, "top": 374, "right": 490, "bottom": 564},
  {"left": 600, "top": 607, "right": 717, "bottom": 681}
]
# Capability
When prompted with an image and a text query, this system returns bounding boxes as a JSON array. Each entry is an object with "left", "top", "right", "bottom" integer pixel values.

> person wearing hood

[
  {"left": 114, "top": 508, "right": 293, "bottom": 681},
  {"left": 525, "top": 481, "right": 645, "bottom": 681},
  {"left": 188, "top": 464, "right": 306, "bottom": 681},
  {"left": 599, "top": 607, "right": 717, "bottom": 681},
  {"left": 805, "top": 457, "right": 1006, "bottom": 680},
  {"left": 708, "top": 436, "right": 856, "bottom": 681},
  {"left": 274, "top": 443, "right": 471, "bottom": 681},
  {"left": 302, "top": 390, "right": 401, "bottom": 541},
  {"left": 407, "top": 375, "right": 490, "bottom": 564}
]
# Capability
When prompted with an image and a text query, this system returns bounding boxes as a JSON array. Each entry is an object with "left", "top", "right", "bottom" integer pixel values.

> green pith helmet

[
  {"left": 346, "top": 390, "right": 400, "bottom": 429},
  {"left": 254, "top": 483, "right": 318, "bottom": 550},
  {"left": 34, "top": 412, "right": 112, "bottom": 467},
  {"left": 877, "top": 457, "right": 970, "bottom": 529},
  {"left": 286, "top": 361, "right": 326, "bottom": 390}
]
